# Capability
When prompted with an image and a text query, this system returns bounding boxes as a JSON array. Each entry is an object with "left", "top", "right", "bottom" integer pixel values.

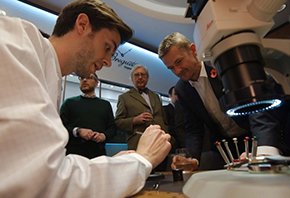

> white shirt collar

[
  {"left": 189, "top": 62, "right": 208, "bottom": 86},
  {"left": 82, "top": 94, "right": 96, "bottom": 98}
]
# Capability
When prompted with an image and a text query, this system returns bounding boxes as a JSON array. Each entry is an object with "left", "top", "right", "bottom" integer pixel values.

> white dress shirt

[
  {"left": 0, "top": 16, "right": 151, "bottom": 198},
  {"left": 138, "top": 88, "right": 153, "bottom": 113}
]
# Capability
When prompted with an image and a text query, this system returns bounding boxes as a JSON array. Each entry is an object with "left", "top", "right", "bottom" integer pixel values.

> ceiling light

[{"left": 0, "top": 10, "right": 6, "bottom": 16}]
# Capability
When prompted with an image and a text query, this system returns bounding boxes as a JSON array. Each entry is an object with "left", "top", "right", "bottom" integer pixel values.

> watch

[{"left": 73, "top": 127, "right": 81, "bottom": 137}]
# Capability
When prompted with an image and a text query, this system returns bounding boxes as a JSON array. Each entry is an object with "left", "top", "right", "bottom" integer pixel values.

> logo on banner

[
  {"left": 117, "top": 49, "right": 132, "bottom": 57},
  {"left": 113, "top": 48, "right": 137, "bottom": 70}
]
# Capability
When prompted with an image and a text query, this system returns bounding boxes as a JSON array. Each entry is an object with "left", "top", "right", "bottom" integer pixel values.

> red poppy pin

[{"left": 210, "top": 68, "right": 217, "bottom": 78}]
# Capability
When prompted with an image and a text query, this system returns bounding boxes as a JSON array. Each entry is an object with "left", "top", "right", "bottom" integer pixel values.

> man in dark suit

[
  {"left": 158, "top": 32, "right": 290, "bottom": 169},
  {"left": 115, "top": 65, "right": 168, "bottom": 150},
  {"left": 60, "top": 73, "right": 116, "bottom": 158},
  {"left": 163, "top": 86, "right": 185, "bottom": 152}
]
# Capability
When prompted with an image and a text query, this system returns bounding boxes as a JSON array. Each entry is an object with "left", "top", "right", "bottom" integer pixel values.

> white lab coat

[{"left": 0, "top": 16, "right": 151, "bottom": 198}]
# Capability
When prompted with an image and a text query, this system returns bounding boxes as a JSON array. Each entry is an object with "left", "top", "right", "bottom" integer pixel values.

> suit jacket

[
  {"left": 163, "top": 102, "right": 186, "bottom": 150},
  {"left": 249, "top": 101, "right": 290, "bottom": 156},
  {"left": 115, "top": 88, "right": 168, "bottom": 150}
]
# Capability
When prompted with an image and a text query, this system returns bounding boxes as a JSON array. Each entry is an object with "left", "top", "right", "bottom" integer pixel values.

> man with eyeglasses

[
  {"left": 115, "top": 65, "right": 169, "bottom": 151},
  {"left": 60, "top": 73, "right": 116, "bottom": 158}
]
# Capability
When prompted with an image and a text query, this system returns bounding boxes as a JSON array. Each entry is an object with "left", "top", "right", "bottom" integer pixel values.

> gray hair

[
  {"left": 158, "top": 32, "right": 191, "bottom": 59},
  {"left": 130, "top": 64, "right": 149, "bottom": 79}
]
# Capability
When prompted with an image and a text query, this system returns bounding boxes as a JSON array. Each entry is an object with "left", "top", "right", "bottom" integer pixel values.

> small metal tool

[
  {"left": 244, "top": 137, "right": 250, "bottom": 159},
  {"left": 251, "top": 136, "right": 258, "bottom": 159},
  {"left": 215, "top": 141, "right": 230, "bottom": 165},
  {"left": 152, "top": 182, "right": 160, "bottom": 191},
  {"left": 233, "top": 137, "right": 240, "bottom": 160},
  {"left": 222, "top": 139, "right": 234, "bottom": 162}
]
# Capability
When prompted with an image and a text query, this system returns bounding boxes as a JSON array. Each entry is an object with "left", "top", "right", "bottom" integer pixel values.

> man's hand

[
  {"left": 78, "top": 128, "right": 95, "bottom": 140},
  {"left": 171, "top": 155, "right": 199, "bottom": 171},
  {"left": 78, "top": 128, "right": 106, "bottom": 142},
  {"left": 114, "top": 150, "right": 136, "bottom": 157},
  {"left": 136, "top": 125, "right": 171, "bottom": 168},
  {"left": 133, "top": 112, "right": 153, "bottom": 125},
  {"left": 91, "top": 132, "right": 106, "bottom": 143}
]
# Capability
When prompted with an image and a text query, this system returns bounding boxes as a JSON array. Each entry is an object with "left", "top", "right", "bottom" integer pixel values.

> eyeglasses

[
  {"left": 78, "top": 74, "right": 97, "bottom": 81},
  {"left": 133, "top": 73, "right": 147, "bottom": 78}
]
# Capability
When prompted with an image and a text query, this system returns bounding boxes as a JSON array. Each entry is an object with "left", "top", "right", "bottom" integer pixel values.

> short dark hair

[{"left": 52, "top": 0, "right": 133, "bottom": 44}]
